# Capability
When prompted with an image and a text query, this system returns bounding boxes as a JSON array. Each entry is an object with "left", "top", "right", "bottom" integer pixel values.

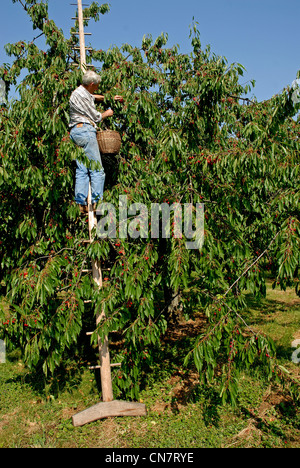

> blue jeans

[{"left": 70, "top": 123, "right": 105, "bottom": 205}]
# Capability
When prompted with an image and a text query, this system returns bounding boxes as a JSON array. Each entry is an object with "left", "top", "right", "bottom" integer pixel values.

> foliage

[{"left": 0, "top": 0, "right": 299, "bottom": 404}]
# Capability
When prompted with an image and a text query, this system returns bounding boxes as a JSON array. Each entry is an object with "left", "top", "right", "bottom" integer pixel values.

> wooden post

[{"left": 77, "top": 0, "right": 86, "bottom": 72}]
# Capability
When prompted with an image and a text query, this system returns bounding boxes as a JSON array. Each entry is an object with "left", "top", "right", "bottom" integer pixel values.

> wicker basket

[{"left": 97, "top": 130, "right": 121, "bottom": 156}]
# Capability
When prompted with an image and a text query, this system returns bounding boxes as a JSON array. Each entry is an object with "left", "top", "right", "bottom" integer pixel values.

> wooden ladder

[
  {"left": 72, "top": 186, "right": 147, "bottom": 426},
  {"left": 71, "top": 1, "right": 146, "bottom": 426}
]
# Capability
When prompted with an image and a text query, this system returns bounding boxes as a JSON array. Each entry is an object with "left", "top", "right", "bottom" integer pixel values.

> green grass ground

[{"left": 0, "top": 281, "right": 299, "bottom": 448}]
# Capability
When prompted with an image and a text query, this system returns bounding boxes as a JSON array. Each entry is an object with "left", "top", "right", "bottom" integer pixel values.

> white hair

[{"left": 82, "top": 70, "right": 101, "bottom": 86}]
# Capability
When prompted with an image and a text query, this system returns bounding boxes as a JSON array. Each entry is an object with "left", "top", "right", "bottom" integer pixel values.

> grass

[{"left": 0, "top": 281, "right": 299, "bottom": 448}]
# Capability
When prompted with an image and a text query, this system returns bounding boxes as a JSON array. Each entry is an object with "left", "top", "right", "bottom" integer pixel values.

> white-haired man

[{"left": 69, "top": 70, "right": 123, "bottom": 213}]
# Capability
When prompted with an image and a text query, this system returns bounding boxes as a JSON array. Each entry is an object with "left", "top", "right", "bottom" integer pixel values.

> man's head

[{"left": 82, "top": 70, "right": 101, "bottom": 93}]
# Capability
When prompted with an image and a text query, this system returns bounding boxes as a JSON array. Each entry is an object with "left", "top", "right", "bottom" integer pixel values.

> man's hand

[
  {"left": 114, "top": 95, "right": 124, "bottom": 103},
  {"left": 101, "top": 109, "right": 114, "bottom": 120}
]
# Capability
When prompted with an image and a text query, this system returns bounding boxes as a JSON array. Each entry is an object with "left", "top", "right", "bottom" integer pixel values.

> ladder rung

[
  {"left": 72, "top": 46, "right": 93, "bottom": 50},
  {"left": 89, "top": 363, "right": 121, "bottom": 370},
  {"left": 86, "top": 328, "right": 119, "bottom": 335},
  {"left": 83, "top": 269, "right": 110, "bottom": 274},
  {"left": 71, "top": 63, "right": 94, "bottom": 67},
  {"left": 71, "top": 32, "right": 92, "bottom": 35},
  {"left": 71, "top": 17, "right": 91, "bottom": 20}
]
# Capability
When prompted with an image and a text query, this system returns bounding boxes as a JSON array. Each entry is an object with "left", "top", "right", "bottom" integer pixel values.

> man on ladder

[{"left": 69, "top": 70, "right": 123, "bottom": 213}]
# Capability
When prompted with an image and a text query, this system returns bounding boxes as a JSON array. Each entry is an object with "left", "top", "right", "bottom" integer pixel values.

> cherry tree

[{"left": 0, "top": 0, "right": 299, "bottom": 403}]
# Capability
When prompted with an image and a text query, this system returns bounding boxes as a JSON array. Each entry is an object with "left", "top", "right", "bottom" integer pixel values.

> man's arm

[
  {"left": 94, "top": 94, "right": 105, "bottom": 102},
  {"left": 94, "top": 94, "right": 123, "bottom": 103}
]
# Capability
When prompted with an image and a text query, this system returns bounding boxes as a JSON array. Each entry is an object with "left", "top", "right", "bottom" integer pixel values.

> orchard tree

[{"left": 0, "top": 0, "right": 299, "bottom": 403}]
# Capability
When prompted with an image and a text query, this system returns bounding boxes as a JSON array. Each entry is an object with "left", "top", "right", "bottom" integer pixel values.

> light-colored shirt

[{"left": 69, "top": 85, "right": 102, "bottom": 128}]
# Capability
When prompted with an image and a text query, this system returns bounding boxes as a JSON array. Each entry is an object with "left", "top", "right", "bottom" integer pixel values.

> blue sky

[{"left": 1, "top": 0, "right": 299, "bottom": 102}]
